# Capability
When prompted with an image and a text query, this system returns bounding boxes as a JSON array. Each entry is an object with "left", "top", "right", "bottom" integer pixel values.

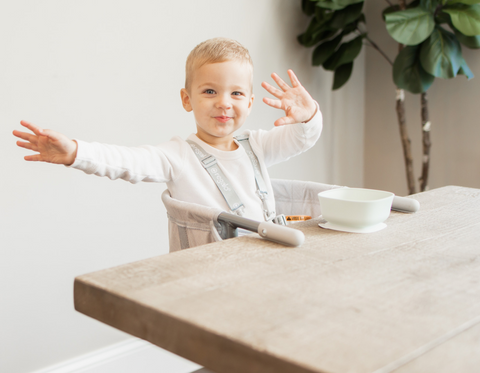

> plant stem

[
  {"left": 364, "top": 35, "right": 393, "bottom": 65},
  {"left": 396, "top": 0, "right": 416, "bottom": 195},
  {"left": 419, "top": 92, "right": 431, "bottom": 192},
  {"left": 395, "top": 89, "right": 416, "bottom": 195}
]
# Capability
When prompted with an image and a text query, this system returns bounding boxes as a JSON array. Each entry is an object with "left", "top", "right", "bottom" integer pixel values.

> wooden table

[{"left": 74, "top": 186, "right": 480, "bottom": 373}]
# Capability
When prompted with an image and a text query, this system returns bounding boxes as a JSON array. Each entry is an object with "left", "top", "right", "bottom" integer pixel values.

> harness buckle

[
  {"left": 257, "top": 190, "right": 276, "bottom": 221},
  {"left": 201, "top": 155, "right": 217, "bottom": 168},
  {"left": 272, "top": 214, "right": 287, "bottom": 226}
]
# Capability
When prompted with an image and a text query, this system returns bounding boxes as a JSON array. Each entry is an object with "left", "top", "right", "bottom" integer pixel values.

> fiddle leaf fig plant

[
  {"left": 298, "top": 0, "right": 480, "bottom": 193},
  {"left": 386, "top": 7, "right": 436, "bottom": 46},
  {"left": 386, "top": 0, "right": 480, "bottom": 94},
  {"left": 298, "top": 0, "right": 366, "bottom": 90}
]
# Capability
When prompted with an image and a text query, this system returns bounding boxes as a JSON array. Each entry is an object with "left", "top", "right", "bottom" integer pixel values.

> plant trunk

[
  {"left": 396, "top": 0, "right": 416, "bottom": 195},
  {"left": 395, "top": 88, "right": 416, "bottom": 195},
  {"left": 419, "top": 92, "right": 431, "bottom": 192}
]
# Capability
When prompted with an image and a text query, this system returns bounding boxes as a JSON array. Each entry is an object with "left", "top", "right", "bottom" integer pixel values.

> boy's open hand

[
  {"left": 262, "top": 69, "right": 317, "bottom": 126},
  {"left": 13, "top": 121, "right": 78, "bottom": 165}
]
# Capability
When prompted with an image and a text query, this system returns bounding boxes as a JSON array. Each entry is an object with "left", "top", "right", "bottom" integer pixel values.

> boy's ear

[
  {"left": 180, "top": 88, "right": 192, "bottom": 112},
  {"left": 247, "top": 94, "right": 255, "bottom": 115}
]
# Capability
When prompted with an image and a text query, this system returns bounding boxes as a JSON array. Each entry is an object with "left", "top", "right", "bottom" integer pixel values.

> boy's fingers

[
  {"left": 288, "top": 69, "right": 301, "bottom": 87},
  {"left": 262, "top": 97, "right": 282, "bottom": 109},
  {"left": 271, "top": 73, "right": 290, "bottom": 91},
  {"left": 20, "top": 120, "right": 44, "bottom": 136},
  {"left": 24, "top": 154, "right": 43, "bottom": 162},
  {"left": 261, "top": 81, "right": 283, "bottom": 98},
  {"left": 13, "top": 130, "right": 28, "bottom": 139},
  {"left": 13, "top": 130, "right": 37, "bottom": 144},
  {"left": 16, "top": 141, "right": 38, "bottom": 151},
  {"left": 274, "top": 116, "right": 295, "bottom": 127}
]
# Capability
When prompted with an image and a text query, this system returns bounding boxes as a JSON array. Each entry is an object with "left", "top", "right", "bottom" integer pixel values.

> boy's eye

[
  {"left": 232, "top": 91, "right": 243, "bottom": 96},
  {"left": 204, "top": 89, "right": 215, "bottom": 94}
]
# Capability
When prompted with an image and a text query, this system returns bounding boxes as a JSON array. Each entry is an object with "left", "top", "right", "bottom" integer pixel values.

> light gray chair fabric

[
  {"left": 161, "top": 190, "right": 224, "bottom": 253},
  {"left": 272, "top": 178, "right": 341, "bottom": 217},
  {"left": 162, "top": 179, "right": 342, "bottom": 252}
]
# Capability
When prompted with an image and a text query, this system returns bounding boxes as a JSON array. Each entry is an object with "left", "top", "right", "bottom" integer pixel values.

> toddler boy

[{"left": 14, "top": 38, "right": 322, "bottom": 227}]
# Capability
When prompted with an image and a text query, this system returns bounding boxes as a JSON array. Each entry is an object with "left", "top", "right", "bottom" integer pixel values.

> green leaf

[
  {"left": 341, "top": 15, "right": 365, "bottom": 35},
  {"left": 312, "top": 34, "right": 343, "bottom": 65},
  {"left": 323, "top": 35, "right": 364, "bottom": 70},
  {"left": 316, "top": 0, "right": 345, "bottom": 10},
  {"left": 385, "top": 7, "right": 435, "bottom": 45},
  {"left": 458, "top": 56, "right": 475, "bottom": 79},
  {"left": 446, "top": 0, "right": 480, "bottom": 5},
  {"left": 316, "top": 0, "right": 363, "bottom": 10},
  {"left": 420, "top": 27, "right": 463, "bottom": 78},
  {"left": 302, "top": 0, "right": 317, "bottom": 16},
  {"left": 443, "top": 4, "right": 480, "bottom": 36},
  {"left": 315, "top": 6, "right": 334, "bottom": 23},
  {"left": 420, "top": 0, "right": 438, "bottom": 12},
  {"left": 297, "top": 17, "right": 335, "bottom": 47},
  {"left": 454, "top": 27, "right": 480, "bottom": 47},
  {"left": 435, "top": 10, "right": 451, "bottom": 24},
  {"left": 334, "top": 0, "right": 364, "bottom": 5},
  {"left": 383, "top": 5, "right": 400, "bottom": 21},
  {"left": 332, "top": 62, "right": 353, "bottom": 90},
  {"left": 393, "top": 44, "right": 435, "bottom": 93},
  {"left": 382, "top": 1, "right": 420, "bottom": 21},
  {"left": 302, "top": 29, "right": 338, "bottom": 48},
  {"left": 329, "top": 2, "right": 364, "bottom": 29},
  {"left": 298, "top": 17, "right": 317, "bottom": 46}
]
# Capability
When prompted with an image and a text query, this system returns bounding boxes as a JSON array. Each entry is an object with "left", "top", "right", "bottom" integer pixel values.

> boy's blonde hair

[{"left": 185, "top": 37, "right": 253, "bottom": 91}]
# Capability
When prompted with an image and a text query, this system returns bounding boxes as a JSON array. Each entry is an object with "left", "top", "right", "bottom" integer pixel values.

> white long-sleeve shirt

[{"left": 70, "top": 109, "right": 322, "bottom": 222}]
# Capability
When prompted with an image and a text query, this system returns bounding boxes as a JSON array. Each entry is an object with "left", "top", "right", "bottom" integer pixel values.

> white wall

[
  {"left": 364, "top": 1, "right": 480, "bottom": 196},
  {"left": 0, "top": 1, "right": 365, "bottom": 372}
]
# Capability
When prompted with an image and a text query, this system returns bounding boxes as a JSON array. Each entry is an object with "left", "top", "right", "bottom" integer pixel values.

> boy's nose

[{"left": 215, "top": 95, "right": 232, "bottom": 110}]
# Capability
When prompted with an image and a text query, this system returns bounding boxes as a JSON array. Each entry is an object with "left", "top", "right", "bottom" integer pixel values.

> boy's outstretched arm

[
  {"left": 13, "top": 121, "right": 78, "bottom": 165},
  {"left": 261, "top": 69, "right": 318, "bottom": 127}
]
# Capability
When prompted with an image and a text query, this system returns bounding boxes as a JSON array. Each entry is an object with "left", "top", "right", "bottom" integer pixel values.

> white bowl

[{"left": 318, "top": 188, "right": 394, "bottom": 232}]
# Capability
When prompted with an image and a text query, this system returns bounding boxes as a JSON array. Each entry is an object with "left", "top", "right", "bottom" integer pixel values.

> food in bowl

[{"left": 318, "top": 188, "right": 394, "bottom": 232}]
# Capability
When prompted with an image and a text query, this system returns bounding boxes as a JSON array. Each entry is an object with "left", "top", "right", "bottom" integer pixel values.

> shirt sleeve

[
  {"left": 247, "top": 101, "right": 323, "bottom": 167},
  {"left": 67, "top": 137, "right": 186, "bottom": 184}
]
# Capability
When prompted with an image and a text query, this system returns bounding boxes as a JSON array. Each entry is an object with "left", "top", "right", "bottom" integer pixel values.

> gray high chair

[{"left": 162, "top": 179, "right": 342, "bottom": 252}]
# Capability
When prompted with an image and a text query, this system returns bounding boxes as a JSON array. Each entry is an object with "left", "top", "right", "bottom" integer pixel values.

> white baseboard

[{"left": 31, "top": 338, "right": 201, "bottom": 373}]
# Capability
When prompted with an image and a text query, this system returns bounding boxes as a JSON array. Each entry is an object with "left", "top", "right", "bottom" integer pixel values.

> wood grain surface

[{"left": 74, "top": 186, "right": 480, "bottom": 373}]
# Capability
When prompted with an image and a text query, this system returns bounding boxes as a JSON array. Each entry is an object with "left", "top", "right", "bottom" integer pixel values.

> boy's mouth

[{"left": 214, "top": 116, "right": 232, "bottom": 123}]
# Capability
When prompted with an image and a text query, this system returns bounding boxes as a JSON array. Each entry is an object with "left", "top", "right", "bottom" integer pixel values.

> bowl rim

[{"left": 318, "top": 187, "right": 395, "bottom": 203}]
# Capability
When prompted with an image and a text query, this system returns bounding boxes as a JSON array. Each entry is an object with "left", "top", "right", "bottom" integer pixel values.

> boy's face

[{"left": 180, "top": 60, "right": 254, "bottom": 148}]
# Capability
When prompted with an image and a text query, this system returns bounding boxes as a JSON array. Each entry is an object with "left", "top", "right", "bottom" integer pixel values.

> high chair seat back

[{"left": 162, "top": 179, "right": 342, "bottom": 252}]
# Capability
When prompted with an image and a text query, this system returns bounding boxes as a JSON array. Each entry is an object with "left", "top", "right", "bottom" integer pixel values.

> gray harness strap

[
  {"left": 235, "top": 135, "right": 277, "bottom": 221},
  {"left": 235, "top": 135, "right": 268, "bottom": 193},
  {"left": 187, "top": 140, "right": 245, "bottom": 216},
  {"left": 187, "top": 137, "right": 285, "bottom": 224}
]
